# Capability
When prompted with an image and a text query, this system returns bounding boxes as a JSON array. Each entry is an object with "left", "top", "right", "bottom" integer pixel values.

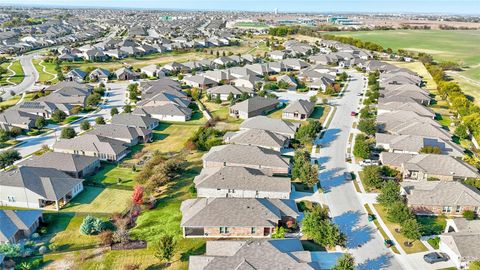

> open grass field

[
  {"left": 332, "top": 30, "right": 480, "bottom": 102},
  {"left": 9, "top": 60, "right": 25, "bottom": 85},
  {"left": 374, "top": 204, "right": 428, "bottom": 254}
]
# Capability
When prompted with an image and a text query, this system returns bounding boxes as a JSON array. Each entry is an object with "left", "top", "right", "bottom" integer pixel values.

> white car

[{"left": 360, "top": 159, "right": 379, "bottom": 166}]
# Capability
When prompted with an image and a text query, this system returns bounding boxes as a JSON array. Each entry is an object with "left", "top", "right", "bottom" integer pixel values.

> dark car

[
  {"left": 423, "top": 252, "right": 449, "bottom": 264},
  {"left": 351, "top": 111, "right": 358, "bottom": 116}
]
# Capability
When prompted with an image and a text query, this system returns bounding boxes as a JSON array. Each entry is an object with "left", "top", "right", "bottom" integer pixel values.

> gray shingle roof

[
  {"left": 230, "top": 96, "right": 279, "bottom": 114},
  {"left": 180, "top": 197, "right": 299, "bottom": 227},
  {"left": 403, "top": 154, "right": 479, "bottom": 178},
  {"left": 224, "top": 129, "right": 288, "bottom": 150},
  {"left": 240, "top": 116, "right": 300, "bottom": 138},
  {"left": 90, "top": 124, "right": 151, "bottom": 142},
  {"left": 19, "top": 152, "right": 99, "bottom": 174},
  {"left": 401, "top": 181, "right": 480, "bottom": 207},
  {"left": 203, "top": 144, "right": 290, "bottom": 169},
  {"left": 53, "top": 134, "right": 128, "bottom": 157},
  {"left": 0, "top": 210, "right": 42, "bottom": 243},
  {"left": 0, "top": 166, "right": 83, "bottom": 201},
  {"left": 190, "top": 239, "right": 320, "bottom": 270},
  {"left": 194, "top": 167, "right": 291, "bottom": 193},
  {"left": 111, "top": 113, "right": 158, "bottom": 129},
  {"left": 283, "top": 99, "right": 315, "bottom": 115}
]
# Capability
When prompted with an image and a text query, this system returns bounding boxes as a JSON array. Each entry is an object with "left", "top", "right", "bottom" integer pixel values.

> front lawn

[
  {"left": 374, "top": 204, "right": 428, "bottom": 254},
  {"left": 417, "top": 215, "right": 447, "bottom": 236},
  {"left": 61, "top": 187, "right": 131, "bottom": 214}
]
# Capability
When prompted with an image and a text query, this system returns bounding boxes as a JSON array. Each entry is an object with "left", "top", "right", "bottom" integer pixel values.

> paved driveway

[{"left": 316, "top": 71, "right": 407, "bottom": 269}]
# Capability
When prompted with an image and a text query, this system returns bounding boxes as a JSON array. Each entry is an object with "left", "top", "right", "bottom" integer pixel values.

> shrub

[
  {"left": 154, "top": 234, "right": 177, "bottom": 263},
  {"left": 0, "top": 243, "right": 22, "bottom": 258},
  {"left": 95, "top": 116, "right": 106, "bottom": 125},
  {"left": 51, "top": 109, "right": 67, "bottom": 122},
  {"left": 80, "top": 215, "right": 106, "bottom": 235},
  {"left": 463, "top": 210, "right": 476, "bottom": 220},
  {"left": 98, "top": 230, "right": 114, "bottom": 246},
  {"left": 38, "top": 246, "right": 47, "bottom": 254},
  {"left": 271, "top": 226, "right": 285, "bottom": 239},
  {"left": 60, "top": 127, "right": 76, "bottom": 139},
  {"left": 353, "top": 134, "right": 371, "bottom": 159},
  {"left": 80, "top": 120, "right": 91, "bottom": 131},
  {"left": 361, "top": 165, "right": 384, "bottom": 189}
]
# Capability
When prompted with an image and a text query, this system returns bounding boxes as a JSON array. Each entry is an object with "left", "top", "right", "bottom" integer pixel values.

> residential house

[
  {"left": 0, "top": 210, "right": 42, "bottom": 244},
  {"left": 132, "top": 104, "right": 192, "bottom": 122},
  {"left": 180, "top": 197, "right": 299, "bottom": 238},
  {"left": 400, "top": 181, "right": 480, "bottom": 216},
  {"left": 189, "top": 239, "right": 323, "bottom": 270},
  {"left": 19, "top": 152, "right": 100, "bottom": 178},
  {"left": 276, "top": 74, "right": 297, "bottom": 90},
  {"left": 229, "top": 96, "right": 279, "bottom": 119},
  {"left": 183, "top": 75, "right": 217, "bottom": 89},
  {"left": 115, "top": 67, "right": 137, "bottom": 81},
  {"left": 375, "top": 133, "right": 464, "bottom": 157},
  {"left": 269, "top": 50, "right": 288, "bottom": 60},
  {"left": 0, "top": 166, "right": 84, "bottom": 211},
  {"left": 89, "top": 124, "right": 152, "bottom": 146},
  {"left": 111, "top": 113, "right": 159, "bottom": 130},
  {"left": 194, "top": 167, "right": 291, "bottom": 199},
  {"left": 53, "top": 134, "right": 129, "bottom": 162},
  {"left": 0, "top": 109, "right": 39, "bottom": 130},
  {"left": 377, "top": 101, "right": 435, "bottom": 119},
  {"left": 202, "top": 144, "right": 290, "bottom": 175},
  {"left": 66, "top": 68, "right": 87, "bottom": 82},
  {"left": 224, "top": 129, "right": 289, "bottom": 152},
  {"left": 240, "top": 116, "right": 300, "bottom": 138},
  {"left": 206, "top": 85, "right": 254, "bottom": 101},
  {"left": 440, "top": 218, "right": 480, "bottom": 269},
  {"left": 89, "top": 68, "right": 110, "bottom": 82},
  {"left": 282, "top": 99, "right": 315, "bottom": 121}
]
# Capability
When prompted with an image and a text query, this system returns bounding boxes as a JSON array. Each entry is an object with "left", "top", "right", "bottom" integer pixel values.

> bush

[
  {"left": 48, "top": 243, "right": 58, "bottom": 252},
  {"left": 0, "top": 243, "right": 22, "bottom": 258},
  {"left": 38, "top": 245, "right": 47, "bottom": 254},
  {"left": 463, "top": 210, "right": 476, "bottom": 220},
  {"left": 80, "top": 215, "right": 107, "bottom": 235},
  {"left": 0, "top": 149, "right": 21, "bottom": 169},
  {"left": 455, "top": 124, "right": 469, "bottom": 139},
  {"left": 361, "top": 165, "right": 384, "bottom": 189},
  {"left": 271, "top": 226, "right": 285, "bottom": 239},
  {"left": 80, "top": 120, "right": 91, "bottom": 131},
  {"left": 51, "top": 109, "right": 67, "bottom": 123},
  {"left": 98, "top": 230, "right": 114, "bottom": 246},
  {"left": 60, "top": 127, "right": 76, "bottom": 139},
  {"left": 190, "top": 127, "right": 223, "bottom": 151},
  {"left": 95, "top": 116, "right": 106, "bottom": 125},
  {"left": 353, "top": 134, "right": 370, "bottom": 159}
]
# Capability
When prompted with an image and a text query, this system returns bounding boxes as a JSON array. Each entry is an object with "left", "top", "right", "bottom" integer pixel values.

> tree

[
  {"left": 95, "top": 116, "right": 106, "bottom": 125},
  {"left": 51, "top": 109, "right": 67, "bottom": 123},
  {"left": 110, "top": 107, "right": 119, "bottom": 116},
  {"left": 295, "top": 120, "right": 322, "bottom": 145},
  {"left": 60, "top": 127, "right": 76, "bottom": 139},
  {"left": 387, "top": 201, "right": 412, "bottom": 224},
  {"left": 35, "top": 117, "right": 46, "bottom": 129},
  {"left": 0, "top": 149, "right": 21, "bottom": 169},
  {"left": 302, "top": 205, "right": 345, "bottom": 248},
  {"left": 361, "top": 165, "right": 384, "bottom": 189},
  {"left": 227, "top": 92, "right": 234, "bottom": 101},
  {"left": 271, "top": 226, "right": 285, "bottom": 238},
  {"left": 376, "top": 181, "right": 402, "bottom": 207},
  {"left": 123, "top": 104, "right": 132, "bottom": 113},
  {"left": 9, "top": 127, "right": 21, "bottom": 137},
  {"left": 0, "top": 129, "right": 9, "bottom": 142},
  {"left": 332, "top": 253, "right": 355, "bottom": 270},
  {"left": 132, "top": 185, "right": 144, "bottom": 205},
  {"left": 353, "top": 134, "right": 370, "bottom": 159},
  {"left": 309, "top": 95, "right": 318, "bottom": 103},
  {"left": 357, "top": 118, "right": 376, "bottom": 136},
  {"left": 401, "top": 218, "right": 422, "bottom": 245},
  {"left": 154, "top": 234, "right": 177, "bottom": 264},
  {"left": 215, "top": 94, "right": 222, "bottom": 104},
  {"left": 80, "top": 120, "right": 91, "bottom": 131},
  {"left": 86, "top": 93, "right": 102, "bottom": 106}
]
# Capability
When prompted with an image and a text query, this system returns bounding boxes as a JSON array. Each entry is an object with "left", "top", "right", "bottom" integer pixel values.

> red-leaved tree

[{"left": 132, "top": 185, "right": 144, "bottom": 205}]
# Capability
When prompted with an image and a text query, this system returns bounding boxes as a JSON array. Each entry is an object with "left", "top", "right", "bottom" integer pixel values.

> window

[
  {"left": 219, "top": 227, "right": 229, "bottom": 234},
  {"left": 443, "top": 206, "right": 452, "bottom": 213},
  {"left": 456, "top": 205, "right": 462, "bottom": 213},
  {"left": 7, "top": 196, "right": 16, "bottom": 202},
  {"left": 251, "top": 227, "right": 256, "bottom": 234}
]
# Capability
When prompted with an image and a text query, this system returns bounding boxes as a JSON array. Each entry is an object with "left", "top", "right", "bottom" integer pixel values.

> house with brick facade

[
  {"left": 180, "top": 197, "right": 299, "bottom": 238},
  {"left": 400, "top": 181, "right": 480, "bottom": 216}
]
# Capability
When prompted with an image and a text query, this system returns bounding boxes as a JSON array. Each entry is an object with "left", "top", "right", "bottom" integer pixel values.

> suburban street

[
  {"left": 13, "top": 82, "right": 128, "bottom": 160},
  {"left": 1, "top": 54, "right": 38, "bottom": 99},
  {"left": 315, "top": 71, "right": 406, "bottom": 269}
]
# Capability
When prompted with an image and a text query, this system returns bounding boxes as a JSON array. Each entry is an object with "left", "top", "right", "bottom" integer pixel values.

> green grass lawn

[
  {"left": 0, "top": 62, "right": 13, "bottom": 85},
  {"left": 33, "top": 59, "right": 57, "bottom": 83},
  {"left": 63, "top": 116, "right": 81, "bottom": 124},
  {"left": 0, "top": 95, "right": 21, "bottom": 108},
  {"left": 86, "top": 163, "right": 136, "bottom": 188},
  {"left": 309, "top": 105, "right": 325, "bottom": 120},
  {"left": 417, "top": 215, "right": 447, "bottom": 236},
  {"left": 61, "top": 187, "right": 131, "bottom": 214},
  {"left": 363, "top": 204, "right": 400, "bottom": 254},
  {"left": 44, "top": 213, "right": 100, "bottom": 251},
  {"left": 374, "top": 204, "right": 428, "bottom": 254},
  {"left": 9, "top": 60, "right": 25, "bottom": 85},
  {"left": 146, "top": 123, "right": 201, "bottom": 153}
]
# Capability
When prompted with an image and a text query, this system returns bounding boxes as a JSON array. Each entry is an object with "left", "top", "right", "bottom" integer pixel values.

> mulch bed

[{"left": 111, "top": 240, "right": 147, "bottom": 250}]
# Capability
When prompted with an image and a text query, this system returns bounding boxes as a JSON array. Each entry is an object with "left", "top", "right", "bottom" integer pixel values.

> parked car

[
  {"left": 351, "top": 111, "right": 358, "bottom": 116},
  {"left": 360, "top": 159, "right": 379, "bottom": 166},
  {"left": 357, "top": 93, "right": 363, "bottom": 96},
  {"left": 344, "top": 172, "right": 353, "bottom": 181},
  {"left": 423, "top": 252, "right": 449, "bottom": 264},
  {"left": 384, "top": 239, "right": 394, "bottom": 248}
]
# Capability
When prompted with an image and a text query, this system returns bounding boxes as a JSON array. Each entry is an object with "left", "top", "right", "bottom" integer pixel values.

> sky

[{"left": 0, "top": 0, "right": 479, "bottom": 15}]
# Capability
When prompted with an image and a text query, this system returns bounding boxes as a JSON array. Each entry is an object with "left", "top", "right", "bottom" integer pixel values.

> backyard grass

[
  {"left": 373, "top": 204, "right": 428, "bottom": 254},
  {"left": 61, "top": 187, "right": 131, "bottom": 214},
  {"left": 45, "top": 213, "right": 101, "bottom": 251},
  {"left": 0, "top": 94, "right": 21, "bottom": 108},
  {"left": 146, "top": 123, "right": 200, "bottom": 153},
  {"left": 86, "top": 163, "right": 136, "bottom": 188}
]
